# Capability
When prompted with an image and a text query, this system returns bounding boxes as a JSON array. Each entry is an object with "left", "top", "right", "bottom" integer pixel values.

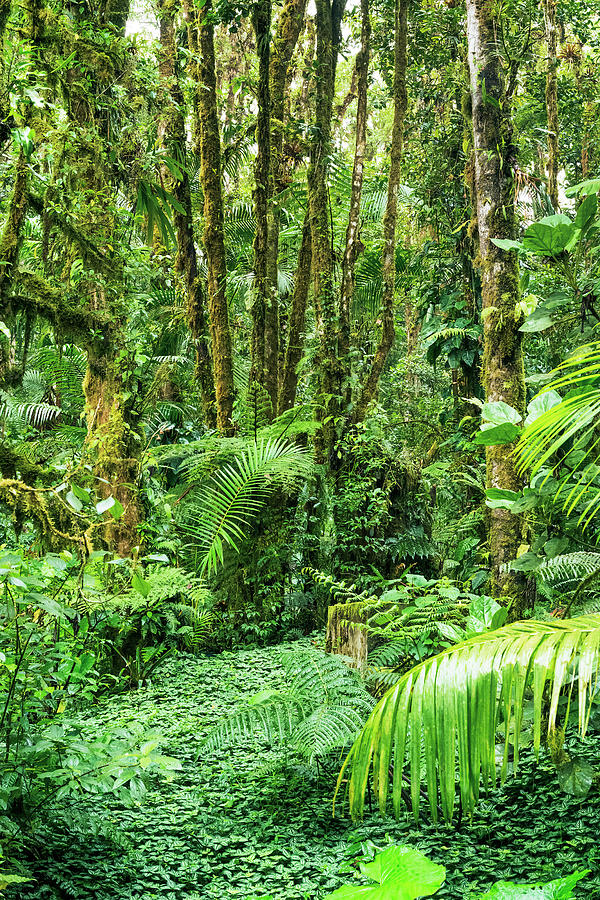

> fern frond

[{"left": 179, "top": 438, "right": 312, "bottom": 576}]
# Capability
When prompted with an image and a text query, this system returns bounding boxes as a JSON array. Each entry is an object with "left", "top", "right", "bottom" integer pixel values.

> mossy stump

[{"left": 325, "top": 601, "right": 368, "bottom": 669}]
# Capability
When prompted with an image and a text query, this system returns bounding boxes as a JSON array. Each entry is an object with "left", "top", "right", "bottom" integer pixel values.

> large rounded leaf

[
  {"left": 479, "top": 870, "right": 589, "bottom": 899},
  {"left": 325, "top": 846, "right": 446, "bottom": 900}
]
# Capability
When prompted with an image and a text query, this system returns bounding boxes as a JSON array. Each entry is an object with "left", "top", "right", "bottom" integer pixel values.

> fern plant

[
  {"left": 178, "top": 437, "right": 313, "bottom": 576},
  {"left": 202, "top": 647, "right": 374, "bottom": 764}
]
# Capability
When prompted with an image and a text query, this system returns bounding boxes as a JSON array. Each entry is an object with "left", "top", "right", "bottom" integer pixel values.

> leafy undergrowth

[{"left": 13, "top": 640, "right": 600, "bottom": 900}]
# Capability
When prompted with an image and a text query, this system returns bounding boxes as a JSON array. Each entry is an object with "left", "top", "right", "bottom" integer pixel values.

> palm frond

[
  {"left": 337, "top": 614, "right": 600, "bottom": 823},
  {"left": 518, "top": 343, "right": 600, "bottom": 528}
]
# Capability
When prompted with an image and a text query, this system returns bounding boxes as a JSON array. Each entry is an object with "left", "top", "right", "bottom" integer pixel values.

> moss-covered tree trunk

[
  {"left": 353, "top": 0, "right": 407, "bottom": 424},
  {"left": 195, "top": 0, "right": 235, "bottom": 435},
  {"left": 325, "top": 601, "right": 368, "bottom": 668},
  {"left": 267, "top": 0, "right": 307, "bottom": 414},
  {"left": 339, "top": 0, "right": 370, "bottom": 387},
  {"left": 249, "top": 0, "right": 272, "bottom": 407},
  {"left": 543, "top": 0, "right": 559, "bottom": 210},
  {"left": 466, "top": 0, "right": 526, "bottom": 611},
  {"left": 279, "top": 209, "right": 311, "bottom": 412},
  {"left": 157, "top": 0, "right": 216, "bottom": 429},
  {"left": 308, "top": 0, "right": 346, "bottom": 458}
]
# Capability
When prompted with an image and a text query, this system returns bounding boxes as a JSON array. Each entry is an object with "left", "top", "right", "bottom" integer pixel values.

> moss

[
  {"left": 325, "top": 601, "right": 368, "bottom": 668},
  {"left": 0, "top": 444, "right": 55, "bottom": 484},
  {"left": 82, "top": 353, "right": 144, "bottom": 556},
  {"left": 0, "top": 478, "right": 90, "bottom": 551}
]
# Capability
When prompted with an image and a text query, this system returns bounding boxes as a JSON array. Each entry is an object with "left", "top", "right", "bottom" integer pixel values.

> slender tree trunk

[
  {"left": 466, "top": 0, "right": 526, "bottom": 612},
  {"left": 543, "top": 0, "right": 559, "bottom": 209},
  {"left": 279, "top": 209, "right": 312, "bottom": 412},
  {"left": 353, "top": 0, "right": 407, "bottom": 424},
  {"left": 196, "top": 0, "right": 235, "bottom": 435},
  {"left": 339, "top": 0, "right": 370, "bottom": 389},
  {"left": 268, "top": 0, "right": 308, "bottom": 413},
  {"left": 308, "top": 0, "right": 346, "bottom": 458},
  {"left": 157, "top": 0, "right": 216, "bottom": 428},
  {"left": 249, "top": 0, "right": 272, "bottom": 406}
]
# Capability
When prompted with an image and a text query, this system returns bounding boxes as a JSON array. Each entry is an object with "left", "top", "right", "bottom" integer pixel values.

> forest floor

[{"left": 16, "top": 639, "right": 600, "bottom": 900}]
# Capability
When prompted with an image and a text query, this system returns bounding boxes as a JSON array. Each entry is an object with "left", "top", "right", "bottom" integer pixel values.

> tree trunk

[
  {"left": 543, "top": 0, "right": 559, "bottom": 209},
  {"left": 250, "top": 0, "right": 272, "bottom": 407},
  {"left": 157, "top": 0, "right": 216, "bottom": 429},
  {"left": 279, "top": 209, "right": 312, "bottom": 412},
  {"left": 308, "top": 0, "right": 346, "bottom": 458},
  {"left": 196, "top": 0, "right": 235, "bottom": 435},
  {"left": 339, "top": 0, "right": 370, "bottom": 389},
  {"left": 326, "top": 601, "right": 368, "bottom": 669},
  {"left": 83, "top": 339, "right": 143, "bottom": 557},
  {"left": 353, "top": 0, "right": 407, "bottom": 424},
  {"left": 466, "top": 0, "right": 526, "bottom": 612},
  {"left": 268, "top": 0, "right": 308, "bottom": 414}
]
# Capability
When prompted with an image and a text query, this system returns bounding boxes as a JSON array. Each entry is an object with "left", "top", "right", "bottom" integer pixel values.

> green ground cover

[{"left": 15, "top": 641, "right": 600, "bottom": 900}]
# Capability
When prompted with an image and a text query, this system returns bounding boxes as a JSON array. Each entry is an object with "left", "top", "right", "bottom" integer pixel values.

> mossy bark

[
  {"left": 157, "top": 0, "right": 216, "bottom": 429},
  {"left": 267, "top": 0, "right": 307, "bottom": 414},
  {"left": 83, "top": 343, "right": 143, "bottom": 556},
  {"left": 353, "top": 0, "right": 407, "bottom": 424},
  {"left": 195, "top": 0, "right": 235, "bottom": 435},
  {"left": 325, "top": 601, "right": 368, "bottom": 668},
  {"left": 308, "top": 0, "right": 346, "bottom": 459},
  {"left": 339, "top": 0, "right": 370, "bottom": 386},
  {"left": 279, "top": 209, "right": 311, "bottom": 412},
  {"left": 543, "top": 0, "right": 559, "bottom": 210},
  {"left": 466, "top": 0, "right": 527, "bottom": 613},
  {"left": 249, "top": 0, "right": 272, "bottom": 405}
]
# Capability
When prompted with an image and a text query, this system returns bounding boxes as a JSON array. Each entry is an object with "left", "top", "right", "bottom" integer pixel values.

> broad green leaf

[
  {"left": 522, "top": 222, "right": 578, "bottom": 256},
  {"left": 475, "top": 423, "right": 520, "bottom": 446},
  {"left": 70, "top": 483, "right": 91, "bottom": 504},
  {"left": 482, "top": 401, "right": 522, "bottom": 425},
  {"left": 538, "top": 214, "right": 571, "bottom": 227},
  {"left": 543, "top": 537, "right": 569, "bottom": 558},
  {"left": 573, "top": 193, "right": 597, "bottom": 233},
  {"left": 491, "top": 238, "right": 523, "bottom": 252},
  {"left": 509, "top": 552, "right": 542, "bottom": 572},
  {"left": 325, "top": 845, "right": 446, "bottom": 900},
  {"left": 479, "top": 871, "right": 589, "bottom": 899},
  {"left": 508, "top": 489, "right": 540, "bottom": 514},
  {"left": 525, "top": 391, "right": 562, "bottom": 427},
  {"left": 469, "top": 595, "right": 502, "bottom": 629},
  {"left": 96, "top": 496, "right": 116, "bottom": 515},
  {"left": 565, "top": 177, "right": 600, "bottom": 197},
  {"left": 132, "top": 572, "right": 150, "bottom": 598},
  {"left": 556, "top": 757, "right": 596, "bottom": 798},
  {"left": 519, "top": 313, "right": 554, "bottom": 333},
  {"left": 485, "top": 489, "right": 520, "bottom": 510},
  {"left": 66, "top": 490, "right": 83, "bottom": 512}
]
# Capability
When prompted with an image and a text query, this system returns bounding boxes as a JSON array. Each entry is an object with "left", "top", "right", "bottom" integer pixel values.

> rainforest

[{"left": 1, "top": 0, "right": 600, "bottom": 896}]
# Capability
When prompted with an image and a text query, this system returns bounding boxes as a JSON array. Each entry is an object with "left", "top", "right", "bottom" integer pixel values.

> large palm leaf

[
  {"left": 336, "top": 615, "right": 600, "bottom": 824},
  {"left": 178, "top": 437, "right": 312, "bottom": 576},
  {"left": 518, "top": 343, "right": 600, "bottom": 527}
]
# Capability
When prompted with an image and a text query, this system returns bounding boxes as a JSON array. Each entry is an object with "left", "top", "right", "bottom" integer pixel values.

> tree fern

[{"left": 202, "top": 648, "right": 374, "bottom": 763}]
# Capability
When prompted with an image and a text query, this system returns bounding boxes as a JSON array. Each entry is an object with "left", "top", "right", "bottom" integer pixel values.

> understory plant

[
  {"left": 337, "top": 613, "right": 600, "bottom": 823},
  {"left": 325, "top": 844, "right": 589, "bottom": 900},
  {"left": 202, "top": 647, "right": 374, "bottom": 764}
]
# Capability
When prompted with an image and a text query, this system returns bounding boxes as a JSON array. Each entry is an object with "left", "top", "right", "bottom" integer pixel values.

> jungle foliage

[{"left": 1, "top": 0, "right": 600, "bottom": 894}]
